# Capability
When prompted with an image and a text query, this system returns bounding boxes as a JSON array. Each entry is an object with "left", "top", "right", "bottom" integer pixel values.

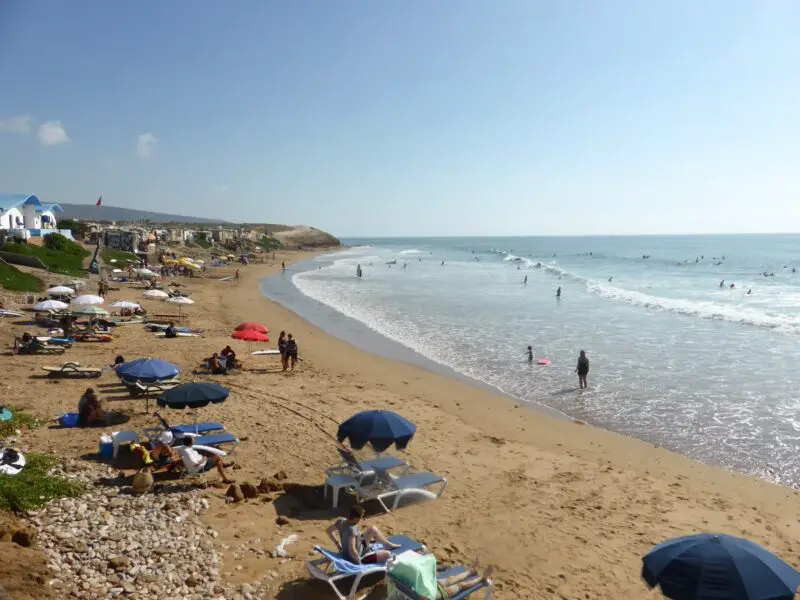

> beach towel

[{"left": 387, "top": 551, "right": 437, "bottom": 600}]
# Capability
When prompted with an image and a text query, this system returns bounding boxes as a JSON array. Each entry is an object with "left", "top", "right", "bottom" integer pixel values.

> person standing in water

[
  {"left": 523, "top": 275, "right": 528, "bottom": 285},
  {"left": 556, "top": 286, "right": 561, "bottom": 298},
  {"left": 526, "top": 346, "right": 533, "bottom": 362},
  {"left": 575, "top": 350, "right": 589, "bottom": 389},
  {"left": 356, "top": 264, "right": 362, "bottom": 278}
]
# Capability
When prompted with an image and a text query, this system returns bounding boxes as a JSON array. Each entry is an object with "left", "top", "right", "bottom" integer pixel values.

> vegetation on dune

[
  {"left": 56, "top": 218, "right": 90, "bottom": 240},
  {"left": 0, "top": 262, "right": 44, "bottom": 292},
  {"left": 2, "top": 234, "right": 89, "bottom": 276},
  {"left": 100, "top": 248, "right": 139, "bottom": 266},
  {"left": 0, "top": 408, "right": 84, "bottom": 512},
  {"left": 259, "top": 235, "right": 283, "bottom": 251}
]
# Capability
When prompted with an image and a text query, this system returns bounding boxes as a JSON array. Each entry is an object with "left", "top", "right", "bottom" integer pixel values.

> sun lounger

[
  {"left": 387, "top": 563, "right": 493, "bottom": 600},
  {"left": 307, "top": 535, "right": 424, "bottom": 600},
  {"left": 124, "top": 379, "right": 182, "bottom": 412},
  {"left": 357, "top": 471, "right": 447, "bottom": 513},
  {"left": 153, "top": 412, "right": 224, "bottom": 436},
  {"left": 325, "top": 448, "right": 410, "bottom": 508},
  {"left": 42, "top": 362, "right": 102, "bottom": 378},
  {"left": 12, "top": 339, "right": 66, "bottom": 355},
  {"left": 72, "top": 331, "right": 113, "bottom": 342}
]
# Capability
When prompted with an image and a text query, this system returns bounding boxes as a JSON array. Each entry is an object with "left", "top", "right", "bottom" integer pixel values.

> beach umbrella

[
  {"left": 166, "top": 296, "right": 194, "bottom": 317},
  {"left": 112, "top": 268, "right": 123, "bottom": 273},
  {"left": 642, "top": 533, "right": 800, "bottom": 600},
  {"left": 117, "top": 358, "right": 180, "bottom": 384},
  {"left": 71, "top": 294, "right": 104, "bottom": 306},
  {"left": 110, "top": 300, "right": 141, "bottom": 310},
  {"left": 234, "top": 322, "right": 269, "bottom": 334},
  {"left": 156, "top": 382, "right": 229, "bottom": 410},
  {"left": 231, "top": 329, "right": 269, "bottom": 342},
  {"left": 70, "top": 305, "right": 110, "bottom": 317},
  {"left": 337, "top": 410, "right": 417, "bottom": 452},
  {"left": 137, "top": 268, "right": 155, "bottom": 275},
  {"left": 46, "top": 286, "right": 75, "bottom": 297},
  {"left": 143, "top": 289, "right": 169, "bottom": 300},
  {"left": 34, "top": 299, "right": 68, "bottom": 311},
  {"left": 63, "top": 280, "right": 87, "bottom": 290}
]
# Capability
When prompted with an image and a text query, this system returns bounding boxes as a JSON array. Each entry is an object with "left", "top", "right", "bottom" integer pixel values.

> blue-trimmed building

[{"left": 0, "top": 194, "right": 64, "bottom": 234}]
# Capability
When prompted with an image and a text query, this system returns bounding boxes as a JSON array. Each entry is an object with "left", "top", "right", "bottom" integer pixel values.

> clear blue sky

[{"left": 1, "top": 1, "right": 799, "bottom": 237}]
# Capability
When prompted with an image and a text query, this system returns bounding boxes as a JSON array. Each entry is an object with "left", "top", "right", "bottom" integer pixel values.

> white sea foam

[{"left": 398, "top": 249, "right": 426, "bottom": 255}]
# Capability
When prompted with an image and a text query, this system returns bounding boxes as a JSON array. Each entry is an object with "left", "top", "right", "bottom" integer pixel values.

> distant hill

[{"left": 58, "top": 203, "right": 226, "bottom": 224}]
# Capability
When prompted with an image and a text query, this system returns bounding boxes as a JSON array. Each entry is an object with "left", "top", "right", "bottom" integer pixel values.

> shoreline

[
  {"left": 7, "top": 247, "right": 800, "bottom": 599},
  {"left": 260, "top": 255, "right": 568, "bottom": 422}
]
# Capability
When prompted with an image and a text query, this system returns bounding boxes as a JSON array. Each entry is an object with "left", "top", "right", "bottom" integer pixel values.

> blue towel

[{"left": 314, "top": 535, "right": 422, "bottom": 574}]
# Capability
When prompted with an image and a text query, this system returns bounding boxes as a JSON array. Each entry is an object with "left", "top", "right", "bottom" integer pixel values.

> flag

[{"left": 96, "top": 194, "right": 103, "bottom": 207}]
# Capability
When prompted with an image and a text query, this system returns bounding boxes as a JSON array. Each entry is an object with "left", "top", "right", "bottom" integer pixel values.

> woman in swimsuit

[
  {"left": 432, "top": 565, "right": 494, "bottom": 599},
  {"left": 575, "top": 350, "right": 589, "bottom": 389}
]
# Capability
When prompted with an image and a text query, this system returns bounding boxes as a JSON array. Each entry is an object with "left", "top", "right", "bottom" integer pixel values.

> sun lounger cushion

[
  {"left": 314, "top": 535, "right": 422, "bottom": 575},
  {"left": 393, "top": 472, "right": 444, "bottom": 490},
  {"left": 170, "top": 422, "right": 225, "bottom": 435},
  {"left": 194, "top": 432, "right": 238, "bottom": 447},
  {"left": 359, "top": 456, "right": 406, "bottom": 472}
]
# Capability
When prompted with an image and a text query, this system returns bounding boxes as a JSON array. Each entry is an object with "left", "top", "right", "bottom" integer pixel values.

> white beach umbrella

[
  {"left": 71, "top": 294, "right": 105, "bottom": 306},
  {"left": 137, "top": 268, "right": 155, "bottom": 275},
  {"left": 112, "top": 268, "right": 123, "bottom": 273},
  {"left": 71, "top": 305, "right": 110, "bottom": 317},
  {"left": 166, "top": 296, "right": 194, "bottom": 317},
  {"left": 34, "top": 300, "right": 68, "bottom": 311},
  {"left": 63, "top": 280, "right": 87, "bottom": 290},
  {"left": 143, "top": 289, "right": 169, "bottom": 300},
  {"left": 110, "top": 300, "right": 141, "bottom": 310},
  {"left": 47, "top": 286, "right": 75, "bottom": 297}
]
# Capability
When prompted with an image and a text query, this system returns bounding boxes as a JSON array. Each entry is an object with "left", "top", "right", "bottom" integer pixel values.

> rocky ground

[{"left": 19, "top": 461, "right": 282, "bottom": 600}]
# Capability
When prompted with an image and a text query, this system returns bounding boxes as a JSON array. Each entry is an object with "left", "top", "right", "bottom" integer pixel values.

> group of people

[
  {"left": 277, "top": 331, "right": 299, "bottom": 371},
  {"left": 145, "top": 431, "right": 234, "bottom": 483},
  {"left": 208, "top": 345, "right": 239, "bottom": 374}
]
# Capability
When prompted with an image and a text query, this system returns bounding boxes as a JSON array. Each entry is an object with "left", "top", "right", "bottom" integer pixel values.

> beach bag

[
  {"left": 387, "top": 551, "right": 437, "bottom": 600},
  {"left": 59, "top": 412, "right": 80, "bottom": 428}
]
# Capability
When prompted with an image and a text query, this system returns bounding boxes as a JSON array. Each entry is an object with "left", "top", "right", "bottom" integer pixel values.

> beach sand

[{"left": 4, "top": 250, "right": 800, "bottom": 599}]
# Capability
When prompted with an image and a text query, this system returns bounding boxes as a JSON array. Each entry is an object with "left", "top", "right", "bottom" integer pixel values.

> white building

[{"left": 0, "top": 194, "right": 63, "bottom": 233}]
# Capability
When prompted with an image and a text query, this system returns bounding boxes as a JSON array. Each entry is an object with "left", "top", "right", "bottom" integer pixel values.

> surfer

[
  {"left": 556, "top": 286, "right": 561, "bottom": 298},
  {"left": 523, "top": 275, "right": 528, "bottom": 285},
  {"left": 747, "top": 288, "right": 752, "bottom": 295},
  {"left": 526, "top": 346, "right": 533, "bottom": 362},
  {"left": 575, "top": 350, "right": 589, "bottom": 389}
]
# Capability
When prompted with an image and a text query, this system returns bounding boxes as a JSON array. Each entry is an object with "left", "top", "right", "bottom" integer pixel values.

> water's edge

[{"left": 259, "top": 258, "right": 569, "bottom": 421}]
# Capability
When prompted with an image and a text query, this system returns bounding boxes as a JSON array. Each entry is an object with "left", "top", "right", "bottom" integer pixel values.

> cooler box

[{"left": 98, "top": 435, "right": 114, "bottom": 459}]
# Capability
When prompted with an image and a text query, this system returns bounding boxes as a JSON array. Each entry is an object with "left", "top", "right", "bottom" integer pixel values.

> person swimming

[
  {"left": 730, "top": 283, "right": 735, "bottom": 289},
  {"left": 747, "top": 288, "right": 752, "bottom": 295},
  {"left": 526, "top": 346, "right": 533, "bottom": 362}
]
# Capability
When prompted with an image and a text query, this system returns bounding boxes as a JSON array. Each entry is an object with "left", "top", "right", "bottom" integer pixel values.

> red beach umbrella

[
  {"left": 234, "top": 322, "right": 269, "bottom": 334},
  {"left": 231, "top": 330, "right": 270, "bottom": 343}
]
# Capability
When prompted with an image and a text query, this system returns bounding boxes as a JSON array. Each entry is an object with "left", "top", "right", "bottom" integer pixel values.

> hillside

[{"left": 58, "top": 203, "right": 225, "bottom": 224}]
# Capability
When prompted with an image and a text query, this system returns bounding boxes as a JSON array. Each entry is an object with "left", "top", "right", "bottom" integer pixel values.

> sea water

[{"left": 290, "top": 236, "right": 800, "bottom": 486}]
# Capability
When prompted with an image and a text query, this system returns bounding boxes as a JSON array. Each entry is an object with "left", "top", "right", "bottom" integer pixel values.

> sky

[{"left": 1, "top": 1, "right": 800, "bottom": 237}]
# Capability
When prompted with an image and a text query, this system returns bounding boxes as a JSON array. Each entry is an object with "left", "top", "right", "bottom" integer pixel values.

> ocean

[{"left": 281, "top": 235, "right": 800, "bottom": 487}]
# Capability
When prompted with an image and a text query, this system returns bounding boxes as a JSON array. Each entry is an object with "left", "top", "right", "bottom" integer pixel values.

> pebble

[{"left": 26, "top": 461, "right": 244, "bottom": 599}]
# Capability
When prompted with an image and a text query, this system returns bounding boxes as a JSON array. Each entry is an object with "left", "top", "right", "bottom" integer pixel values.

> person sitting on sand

[
  {"left": 176, "top": 436, "right": 234, "bottom": 483},
  {"left": 164, "top": 322, "right": 178, "bottom": 338},
  {"left": 325, "top": 505, "right": 400, "bottom": 564},
  {"left": 111, "top": 355, "right": 126, "bottom": 369},
  {"left": 78, "top": 388, "right": 106, "bottom": 426},
  {"left": 208, "top": 353, "right": 227, "bottom": 375},
  {"left": 220, "top": 345, "right": 237, "bottom": 369}
]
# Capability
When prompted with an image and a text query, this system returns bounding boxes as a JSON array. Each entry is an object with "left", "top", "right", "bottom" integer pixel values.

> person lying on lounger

[
  {"left": 325, "top": 505, "right": 401, "bottom": 564},
  {"left": 150, "top": 431, "right": 180, "bottom": 465},
  {"left": 425, "top": 564, "right": 494, "bottom": 600},
  {"left": 176, "top": 436, "right": 234, "bottom": 483}
]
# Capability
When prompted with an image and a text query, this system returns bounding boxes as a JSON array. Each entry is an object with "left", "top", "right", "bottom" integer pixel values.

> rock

[
  {"left": 131, "top": 469, "right": 154, "bottom": 494},
  {"left": 257, "top": 479, "right": 283, "bottom": 493},
  {"left": 121, "top": 581, "right": 136, "bottom": 594},
  {"left": 226, "top": 484, "right": 244, "bottom": 503},
  {"left": 273, "top": 470, "right": 288, "bottom": 481},
  {"left": 108, "top": 556, "right": 131, "bottom": 570},
  {"left": 152, "top": 547, "right": 170, "bottom": 556},
  {"left": 11, "top": 528, "right": 34, "bottom": 547},
  {"left": 275, "top": 516, "right": 291, "bottom": 526},
  {"left": 186, "top": 575, "right": 199, "bottom": 587},
  {"left": 240, "top": 483, "right": 259, "bottom": 499}
]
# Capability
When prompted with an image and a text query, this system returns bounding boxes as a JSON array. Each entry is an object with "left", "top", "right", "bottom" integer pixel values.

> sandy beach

[{"left": 4, "top": 249, "right": 800, "bottom": 599}]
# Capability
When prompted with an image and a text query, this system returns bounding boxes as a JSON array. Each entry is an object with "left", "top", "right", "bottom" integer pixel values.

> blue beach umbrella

[
  {"left": 642, "top": 533, "right": 800, "bottom": 600},
  {"left": 337, "top": 410, "right": 417, "bottom": 452},
  {"left": 117, "top": 358, "right": 180, "bottom": 384},
  {"left": 156, "top": 382, "right": 229, "bottom": 410}
]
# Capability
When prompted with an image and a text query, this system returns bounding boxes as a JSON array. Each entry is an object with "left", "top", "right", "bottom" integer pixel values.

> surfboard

[
  {"left": 537, "top": 358, "right": 551, "bottom": 365},
  {"left": 251, "top": 349, "right": 280, "bottom": 355}
]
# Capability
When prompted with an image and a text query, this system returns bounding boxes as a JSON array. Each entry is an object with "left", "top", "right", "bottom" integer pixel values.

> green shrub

[
  {"left": 0, "top": 262, "right": 44, "bottom": 292},
  {"left": 2, "top": 240, "right": 88, "bottom": 276}
]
